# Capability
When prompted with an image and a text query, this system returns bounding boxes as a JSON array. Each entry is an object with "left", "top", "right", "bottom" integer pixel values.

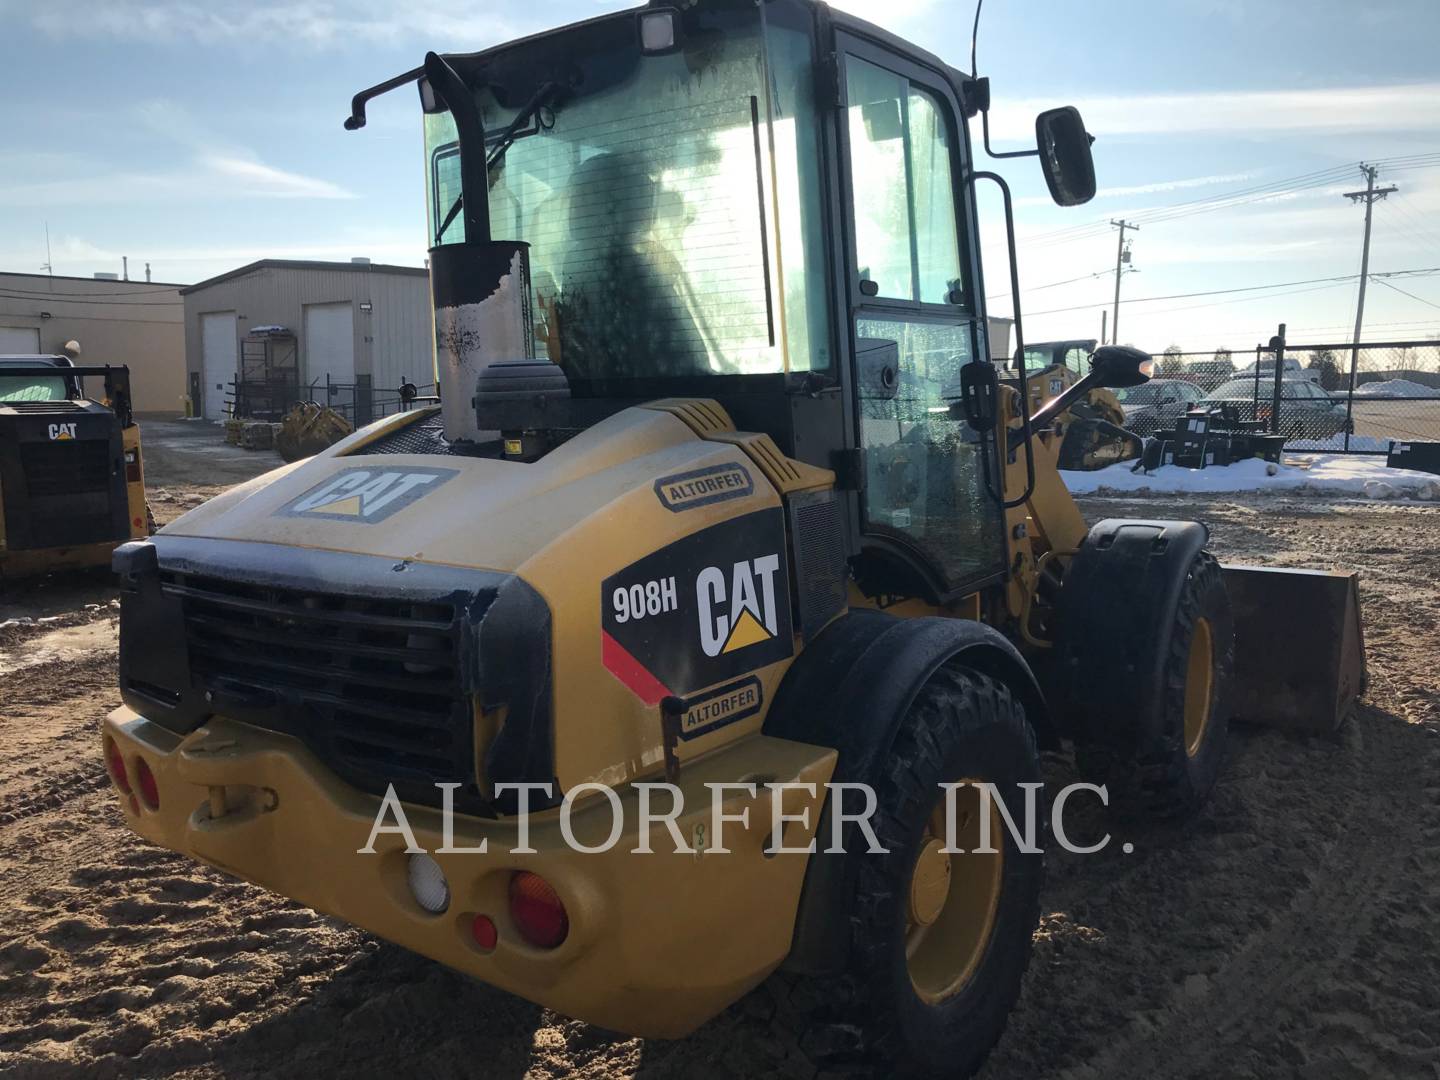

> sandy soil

[{"left": 2, "top": 434, "right": 1438, "bottom": 1078}]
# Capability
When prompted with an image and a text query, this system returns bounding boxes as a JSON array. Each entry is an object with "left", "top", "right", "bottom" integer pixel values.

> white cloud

[
  {"left": 991, "top": 83, "right": 1440, "bottom": 139},
  {"left": 12, "top": 0, "right": 531, "bottom": 48},
  {"left": 201, "top": 155, "right": 356, "bottom": 199}
]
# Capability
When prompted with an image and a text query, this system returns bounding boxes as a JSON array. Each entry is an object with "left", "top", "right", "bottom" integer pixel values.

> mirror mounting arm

[
  {"left": 982, "top": 108, "right": 1041, "bottom": 161},
  {"left": 963, "top": 77, "right": 1041, "bottom": 160},
  {"left": 344, "top": 66, "right": 424, "bottom": 131}
]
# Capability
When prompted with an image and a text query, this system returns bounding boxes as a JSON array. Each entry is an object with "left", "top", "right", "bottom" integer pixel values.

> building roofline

[
  {"left": 0, "top": 270, "right": 188, "bottom": 289},
  {"left": 180, "top": 259, "right": 429, "bottom": 295}
]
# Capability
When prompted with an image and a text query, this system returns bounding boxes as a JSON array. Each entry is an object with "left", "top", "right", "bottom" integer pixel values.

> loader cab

[{"left": 352, "top": 0, "right": 1093, "bottom": 605}]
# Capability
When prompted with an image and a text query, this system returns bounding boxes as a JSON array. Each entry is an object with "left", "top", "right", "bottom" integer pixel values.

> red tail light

[
  {"left": 104, "top": 738, "right": 131, "bottom": 794},
  {"left": 134, "top": 758, "right": 160, "bottom": 810},
  {"left": 509, "top": 872, "right": 568, "bottom": 949},
  {"left": 471, "top": 914, "right": 498, "bottom": 951}
]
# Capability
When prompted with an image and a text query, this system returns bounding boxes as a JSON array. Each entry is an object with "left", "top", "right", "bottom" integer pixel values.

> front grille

[
  {"left": 21, "top": 439, "right": 112, "bottom": 497},
  {"left": 161, "top": 571, "right": 475, "bottom": 801},
  {"left": 4, "top": 400, "right": 82, "bottom": 413}
]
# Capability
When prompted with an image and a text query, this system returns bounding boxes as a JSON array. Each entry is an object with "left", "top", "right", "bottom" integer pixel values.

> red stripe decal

[{"left": 602, "top": 631, "right": 673, "bottom": 706}]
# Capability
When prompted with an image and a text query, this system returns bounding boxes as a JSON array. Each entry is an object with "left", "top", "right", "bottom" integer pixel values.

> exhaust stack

[{"left": 431, "top": 241, "right": 535, "bottom": 444}]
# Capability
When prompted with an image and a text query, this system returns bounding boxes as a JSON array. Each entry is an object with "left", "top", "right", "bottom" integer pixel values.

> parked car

[
  {"left": 1235, "top": 356, "right": 1320, "bottom": 384},
  {"left": 1115, "top": 378, "right": 1205, "bottom": 436},
  {"left": 1199, "top": 377, "right": 1351, "bottom": 437}
]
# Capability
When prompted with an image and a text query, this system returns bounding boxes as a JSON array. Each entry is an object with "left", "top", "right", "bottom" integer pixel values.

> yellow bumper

[{"left": 102, "top": 707, "right": 835, "bottom": 1037}]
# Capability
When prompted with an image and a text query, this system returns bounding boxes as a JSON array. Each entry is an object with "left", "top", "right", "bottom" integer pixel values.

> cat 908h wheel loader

[{"left": 102, "top": 2, "right": 1366, "bottom": 1075}]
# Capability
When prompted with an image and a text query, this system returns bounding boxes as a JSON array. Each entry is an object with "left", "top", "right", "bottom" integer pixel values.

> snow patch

[
  {"left": 1063, "top": 453, "right": 1440, "bottom": 500},
  {"left": 1353, "top": 379, "right": 1438, "bottom": 399}
]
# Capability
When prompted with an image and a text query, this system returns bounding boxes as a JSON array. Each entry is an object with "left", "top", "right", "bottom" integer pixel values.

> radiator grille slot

[
  {"left": 5, "top": 400, "right": 83, "bottom": 413},
  {"left": 361, "top": 413, "right": 472, "bottom": 457},
  {"left": 162, "top": 572, "right": 475, "bottom": 801},
  {"left": 20, "top": 439, "right": 111, "bottom": 497},
  {"left": 790, "top": 490, "right": 848, "bottom": 641}
]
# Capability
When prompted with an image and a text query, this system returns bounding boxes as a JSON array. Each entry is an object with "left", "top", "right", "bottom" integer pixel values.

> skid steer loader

[
  {"left": 0, "top": 355, "right": 151, "bottom": 582},
  {"left": 102, "top": 2, "right": 1365, "bottom": 1075}
]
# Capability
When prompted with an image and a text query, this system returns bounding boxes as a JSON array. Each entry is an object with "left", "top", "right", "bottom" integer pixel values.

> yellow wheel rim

[
  {"left": 905, "top": 780, "right": 1005, "bottom": 1005},
  {"left": 1183, "top": 617, "right": 1214, "bottom": 758}
]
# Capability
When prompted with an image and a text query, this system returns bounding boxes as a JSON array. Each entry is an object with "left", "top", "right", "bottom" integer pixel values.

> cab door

[{"left": 835, "top": 35, "right": 1006, "bottom": 598}]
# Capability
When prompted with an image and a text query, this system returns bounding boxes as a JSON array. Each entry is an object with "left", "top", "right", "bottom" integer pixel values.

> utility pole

[
  {"left": 1111, "top": 220, "right": 1137, "bottom": 345},
  {"left": 1342, "top": 163, "right": 1397, "bottom": 449},
  {"left": 1100, "top": 309, "right": 1108, "bottom": 347}
]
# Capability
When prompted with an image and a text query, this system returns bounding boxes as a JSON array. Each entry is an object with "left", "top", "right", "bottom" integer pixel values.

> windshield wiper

[{"left": 436, "top": 81, "right": 562, "bottom": 244}]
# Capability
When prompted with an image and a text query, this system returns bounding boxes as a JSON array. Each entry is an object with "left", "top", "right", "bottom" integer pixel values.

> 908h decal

[{"left": 601, "top": 509, "right": 792, "bottom": 705}]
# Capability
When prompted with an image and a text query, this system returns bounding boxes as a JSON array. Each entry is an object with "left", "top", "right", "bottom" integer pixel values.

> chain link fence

[
  {"left": 1139, "top": 340, "right": 1440, "bottom": 452},
  {"left": 230, "top": 373, "right": 439, "bottom": 426}
]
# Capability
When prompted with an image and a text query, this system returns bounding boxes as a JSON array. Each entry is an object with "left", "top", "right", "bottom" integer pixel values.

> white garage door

[
  {"left": 303, "top": 302, "right": 355, "bottom": 401},
  {"left": 0, "top": 326, "right": 41, "bottom": 353},
  {"left": 200, "top": 311, "right": 238, "bottom": 420}
]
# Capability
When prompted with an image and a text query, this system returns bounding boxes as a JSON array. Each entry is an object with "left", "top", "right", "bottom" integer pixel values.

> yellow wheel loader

[
  {"left": 0, "top": 356, "right": 151, "bottom": 583},
  {"left": 102, "top": 3, "right": 1365, "bottom": 1075},
  {"left": 1009, "top": 339, "right": 1141, "bottom": 470}
]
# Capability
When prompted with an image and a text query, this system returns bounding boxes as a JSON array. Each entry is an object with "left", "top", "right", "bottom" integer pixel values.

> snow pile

[
  {"left": 1352, "top": 379, "right": 1437, "bottom": 399},
  {"left": 1063, "top": 453, "right": 1440, "bottom": 500}
]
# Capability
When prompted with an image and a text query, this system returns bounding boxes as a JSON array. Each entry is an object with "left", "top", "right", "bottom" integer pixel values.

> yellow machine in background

[
  {"left": 101, "top": 4, "right": 1365, "bottom": 1077},
  {"left": 1010, "top": 339, "right": 1141, "bottom": 470},
  {"left": 275, "top": 400, "right": 354, "bottom": 462},
  {"left": 0, "top": 356, "right": 150, "bottom": 582}
]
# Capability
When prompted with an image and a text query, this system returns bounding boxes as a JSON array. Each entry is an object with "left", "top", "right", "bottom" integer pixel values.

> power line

[
  {"left": 1020, "top": 265, "right": 1440, "bottom": 318},
  {"left": 1020, "top": 163, "right": 1359, "bottom": 247},
  {"left": 985, "top": 266, "right": 1112, "bottom": 302},
  {"left": 1371, "top": 275, "right": 1440, "bottom": 312}
]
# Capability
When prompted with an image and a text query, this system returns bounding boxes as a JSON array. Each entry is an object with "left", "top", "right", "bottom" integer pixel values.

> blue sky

[{"left": 2, "top": 0, "right": 1439, "bottom": 351}]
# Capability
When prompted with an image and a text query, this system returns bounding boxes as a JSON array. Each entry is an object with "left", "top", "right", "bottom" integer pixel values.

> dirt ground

[{"left": 2, "top": 425, "right": 1438, "bottom": 1079}]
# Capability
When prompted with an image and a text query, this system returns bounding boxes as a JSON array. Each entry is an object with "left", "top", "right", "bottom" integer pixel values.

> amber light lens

[
  {"left": 134, "top": 758, "right": 160, "bottom": 810},
  {"left": 104, "top": 738, "right": 131, "bottom": 794},
  {"left": 509, "top": 872, "right": 568, "bottom": 949}
]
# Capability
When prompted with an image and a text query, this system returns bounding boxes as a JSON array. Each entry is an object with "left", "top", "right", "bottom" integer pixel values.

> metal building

[
  {"left": 0, "top": 271, "right": 186, "bottom": 415},
  {"left": 180, "top": 259, "right": 431, "bottom": 421}
]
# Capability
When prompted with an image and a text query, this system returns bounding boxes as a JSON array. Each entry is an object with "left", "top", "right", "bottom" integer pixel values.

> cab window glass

[
  {"left": 845, "top": 58, "right": 962, "bottom": 305},
  {"left": 856, "top": 316, "right": 1001, "bottom": 581}
]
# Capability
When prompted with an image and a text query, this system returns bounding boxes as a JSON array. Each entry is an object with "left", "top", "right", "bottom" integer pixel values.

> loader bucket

[{"left": 1222, "top": 565, "right": 1366, "bottom": 735}]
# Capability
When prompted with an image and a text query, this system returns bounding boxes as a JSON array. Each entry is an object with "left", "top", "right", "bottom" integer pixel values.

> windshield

[
  {"left": 1114, "top": 384, "right": 1162, "bottom": 404},
  {"left": 424, "top": 2, "right": 830, "bottom": 382},
  {"left": 0, "top": 369, "right": 68, "bottom": 403}
]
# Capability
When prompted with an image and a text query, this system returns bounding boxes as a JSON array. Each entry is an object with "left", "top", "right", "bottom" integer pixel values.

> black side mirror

[
  {"left": 956, "top": 358, "right": 999, "bottom": 432},
  {"left": 1090, "top": 345, "right": 1154, "bottom": 389},
  {"left": 1036, "top": 106, "right": 1096, "bottom": 207}
]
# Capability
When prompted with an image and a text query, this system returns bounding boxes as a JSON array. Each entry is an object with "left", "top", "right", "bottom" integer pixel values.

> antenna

[
  {"left": 42, "top": 222, "right": 53, "bottom": 276},
  {"left": 970, "top": 0, "right": 984, "bottom": 77}
]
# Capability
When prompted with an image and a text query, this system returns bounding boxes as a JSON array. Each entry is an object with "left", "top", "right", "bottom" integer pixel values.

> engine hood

[{"left": 161, "top": 405, "right": 763, "bottom": 575}]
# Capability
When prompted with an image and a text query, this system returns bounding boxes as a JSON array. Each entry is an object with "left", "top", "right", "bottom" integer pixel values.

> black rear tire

[
  {"left": 787, "top": 667, "right": 1043, "bottom": 1078},
  {"left": 1075, "top": 551, "right": 1233, "bottom": 818}
]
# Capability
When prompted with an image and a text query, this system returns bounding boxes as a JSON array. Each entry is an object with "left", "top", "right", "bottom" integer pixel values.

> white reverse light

[
  {"left": 640, "top": 10, "right": 677, "bottom": 53},
  {"left": 407, "top": 853, "right": 450, "bottom": 914}
]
